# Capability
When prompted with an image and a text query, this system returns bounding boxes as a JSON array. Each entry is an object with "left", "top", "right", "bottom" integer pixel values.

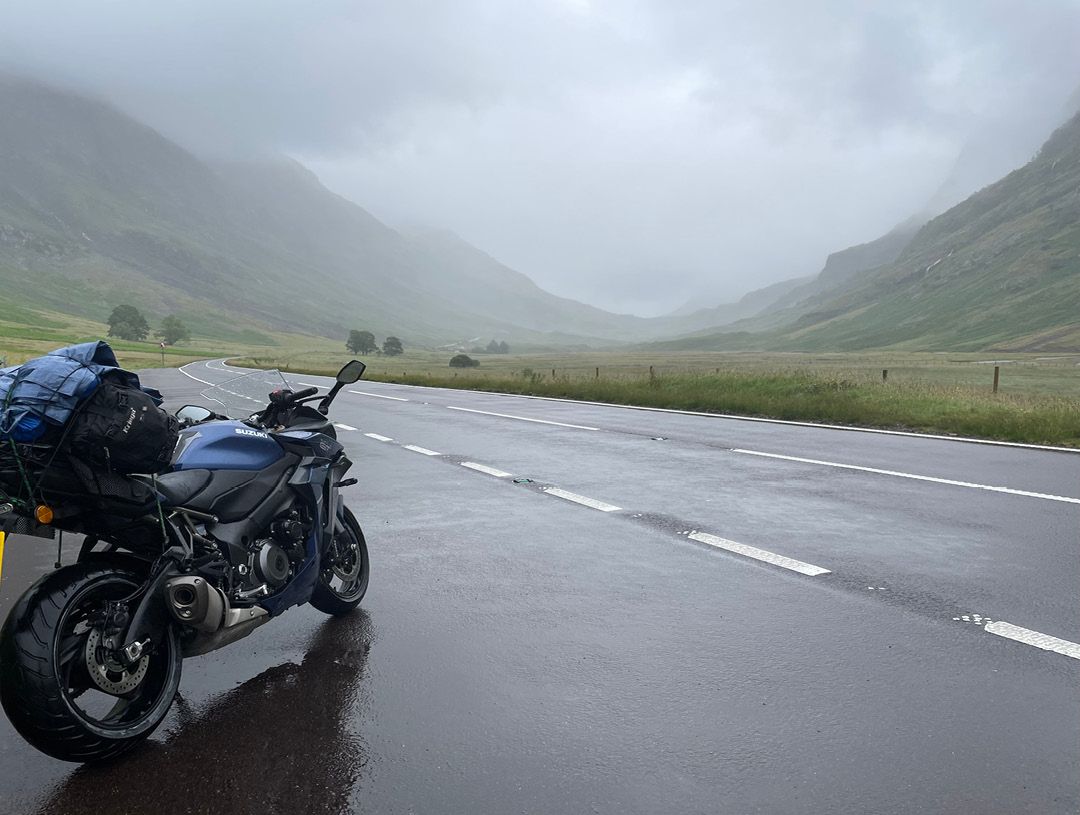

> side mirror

[
  {"left": 175, "top": 405, "right": 214, "bottom": 424},
  {"left": 336, "top": 360, "right": 366, "bottom": 384}
]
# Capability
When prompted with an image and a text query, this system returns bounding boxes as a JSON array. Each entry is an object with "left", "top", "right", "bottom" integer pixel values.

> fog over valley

[{"left": 3, "top": 0, "right": 1079, "bottom": 317}]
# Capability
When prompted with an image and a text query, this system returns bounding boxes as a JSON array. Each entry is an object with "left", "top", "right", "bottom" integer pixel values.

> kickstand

[{"left": 54, "top": 530, "right": 63, "bottom": 569}]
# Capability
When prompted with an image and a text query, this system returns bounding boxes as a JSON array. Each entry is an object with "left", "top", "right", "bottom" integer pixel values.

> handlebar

[{"left": 269, "top": 387, "right": 319, "bottom": 405}]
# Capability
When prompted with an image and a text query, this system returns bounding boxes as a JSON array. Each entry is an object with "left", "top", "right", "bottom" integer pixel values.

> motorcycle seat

[{"left": 135, "top": 469, "right": 213, "bottom": 507}]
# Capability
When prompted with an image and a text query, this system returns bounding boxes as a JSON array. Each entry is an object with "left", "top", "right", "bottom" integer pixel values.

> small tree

[
  {"left": 346, "top": 329, "right": 377, "bottom": 355},
  {"left": 498, "top": 340, "right": 509, "bottom": 354},
  {"left": 158, "top": 315, "right": 191, "bottom": 345},
  {"left": 107, "top": 304, "right": 150, "bottom": 341},
  {"left": 382, "top": 336, "right": 404, "bottom": 356},
  {"left": 485, "top": 339, "right": 499, "bottom": 354},
  {"left": 449, "top": 354, "right": 480, "bottom": 368}
]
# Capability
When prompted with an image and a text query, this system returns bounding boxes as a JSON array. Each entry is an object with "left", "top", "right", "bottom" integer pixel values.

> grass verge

[{"left": 231, "top": 357, "right": 1080, "bottom": 447}]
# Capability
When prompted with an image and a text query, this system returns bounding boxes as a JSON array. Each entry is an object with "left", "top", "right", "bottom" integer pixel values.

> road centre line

[
  {"left": 364, "top": 433, "right": 394, "bottom": 442},
  {"left": 404, "top": 444, "right": 441, "bottom": 456},
  {"left": 543, "top": 487, "right": 621, "bottom": 512},
  {"left": 298, "top": 381, "right": 324, "bottom": 388},
  {"left": 460, "top": 462, "right": 512, "bottom": 478},
  {"left": 446, "top": 405, "right": 599, "bottom": 431},
  {"left": 334, "top": 423, "right": 358, "bottom": 431},
  {"left": 350, "top": 390, "right": 409, "bottom": 401},
  {"left": 984, "top": 621, "right": 1080, "bottom": 660},
  {"left": 688, "top": 531, "right": 830, "bottom": 576},
  {"left": 732, "top": 448, "right": 1080, "bottom": 504}
]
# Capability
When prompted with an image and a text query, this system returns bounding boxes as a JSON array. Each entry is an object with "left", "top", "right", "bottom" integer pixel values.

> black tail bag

[{"left": 64, "top": 378, "right": 179, "bottom": 474}]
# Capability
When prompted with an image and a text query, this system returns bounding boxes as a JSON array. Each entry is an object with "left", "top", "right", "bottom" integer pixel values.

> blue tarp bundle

[{"left": 0, "top": 341, "right": 160, "bottom": 442}]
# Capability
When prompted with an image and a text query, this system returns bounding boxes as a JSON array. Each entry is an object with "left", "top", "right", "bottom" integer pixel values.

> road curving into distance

[{"left": 0, "top": 357, "right": 1075, "bottom": 814}]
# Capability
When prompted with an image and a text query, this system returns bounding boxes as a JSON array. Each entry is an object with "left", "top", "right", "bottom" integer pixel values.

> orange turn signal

[{"left": 35, "top": 504, "right": 54, "bottom": 525}]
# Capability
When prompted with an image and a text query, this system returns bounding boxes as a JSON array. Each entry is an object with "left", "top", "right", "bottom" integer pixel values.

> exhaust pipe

[
  {"left": 165, "top": 576, "right": 225, "bottom": 632},
  {"left": 165, "top": 575, "right": 270, "bottom": 657}
]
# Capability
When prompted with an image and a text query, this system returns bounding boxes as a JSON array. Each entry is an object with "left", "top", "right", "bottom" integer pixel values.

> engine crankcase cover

[{"left": 254, "top": 541, "right": 291, "bottom": 587}]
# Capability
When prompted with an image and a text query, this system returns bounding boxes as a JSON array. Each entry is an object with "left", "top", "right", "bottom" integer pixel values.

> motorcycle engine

[{"left": 231, "top": 510, "right": 310, "bottom": 599}]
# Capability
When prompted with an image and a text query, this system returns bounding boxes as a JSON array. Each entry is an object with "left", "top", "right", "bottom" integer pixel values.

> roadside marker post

[
  {"left": 993, "top": 365, "right": 1000, "bottom": 393},
  {"left": 882, "top": 369, "right": 888, "bottom": 383}
]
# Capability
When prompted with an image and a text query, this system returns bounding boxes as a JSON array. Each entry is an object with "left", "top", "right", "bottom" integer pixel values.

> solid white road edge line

[
  {"left": 447, "top": 405, "right": 599, "bottom": 431},
  {"left": 334, "top": 423, "right": 358, "bottom": 431},
  {"left": 543, "top": 487, "right": 621, "bottom": 512},
  {"left": 350, "top": 390, "right": 408, "bottom": 401},
  {"left": 688, "top": 531, "right": 831, "bottom": 576},
  {"left": 178, "top": 363, "right": 215, "bottom": 386},
  {"left": 364, "top": 433, "right": 393, "bottom": 442},
  {"left": 343, "top": 376, "right": 1078, "bottom": 454},
  {"left": 732, "top": 448, "right": 1080, "bottom": 505},
  {"left": 984, "top": 621, "right": 1080, "bottom": 660},
  {"left": 460, "top": 462, "right": 512, "bottom": 478},
  {"left": 404, "top": 445, "right": 441, "bottom": 456}
]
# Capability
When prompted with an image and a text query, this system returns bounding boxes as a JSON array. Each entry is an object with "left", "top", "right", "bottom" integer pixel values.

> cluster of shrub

[
  {"left": 346, "top": 330, "right": 404, "bottom": 357},
  {"left": 107, "top": 304, "right": 190, "bottom": 346}
]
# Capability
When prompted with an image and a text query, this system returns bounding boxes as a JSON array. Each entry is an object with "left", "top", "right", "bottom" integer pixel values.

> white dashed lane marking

[
  {"left": 364, "top": 433, "right": 394, "bottom": 442},
  {"left": 403, "top": 445, "right": 441, "bottom": 456},
  {"left": 446, "top": 405, "right": 598, "bottom": 431},
  {"left": 688, "top": 531, "right": 831, "bottom": 577},
  {"left": 542, "top": 487, "right": 621, "bottom": 512},
  {"left": 334, "top": 423, "right": 357, "bottom": 431},
  {"left": 732, "top": 448, "right": 1080, "bottom": 505},
  {"left": 984, "top": 621, "right": 1080, "bottom": 660},
  {"left": 351, "top": 390, "right": 409, "bottom": 402},
  {"left": 460, "top": 462, "right": 512, "bottom": 478}
]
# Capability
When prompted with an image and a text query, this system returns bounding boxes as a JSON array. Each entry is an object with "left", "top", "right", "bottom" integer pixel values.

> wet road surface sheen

[{"left": 0, "top": 360, "right": 1075, "bottom": 814}]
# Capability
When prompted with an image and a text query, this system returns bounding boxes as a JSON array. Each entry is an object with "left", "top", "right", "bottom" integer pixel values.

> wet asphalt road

[{"left": 0, "top": 359, "right": 1077, "bottom": 814}]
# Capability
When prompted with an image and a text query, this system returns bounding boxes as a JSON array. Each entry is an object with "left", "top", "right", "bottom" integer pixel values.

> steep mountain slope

[
  {"left": 651, "top": 112, "right": 1080, "bottom": 352},
  {"left": 0, "top": 76, "right": 658, "bottom": 347}
]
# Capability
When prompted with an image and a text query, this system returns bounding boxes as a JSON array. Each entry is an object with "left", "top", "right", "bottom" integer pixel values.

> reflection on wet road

[{"left": 35, "top": 613, "right": 373, "bottom": 815}]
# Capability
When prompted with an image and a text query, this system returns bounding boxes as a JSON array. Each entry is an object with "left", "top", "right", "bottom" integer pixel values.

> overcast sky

[{"left": 3, "top": 1, "right": 1080, "bottom": 315}]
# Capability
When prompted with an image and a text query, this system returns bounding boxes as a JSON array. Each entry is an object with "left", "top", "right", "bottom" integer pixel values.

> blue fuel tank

[{"left": 171, "top": 420, "right": 286, "bottom": 471}]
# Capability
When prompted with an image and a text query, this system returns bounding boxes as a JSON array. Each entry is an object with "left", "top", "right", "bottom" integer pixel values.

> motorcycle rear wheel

[
  {"left": 310, "top": 506, "right": 369, "bottom": 616},
  {"left": 0, "top": 562, "right": 182, "bottom": 763}
]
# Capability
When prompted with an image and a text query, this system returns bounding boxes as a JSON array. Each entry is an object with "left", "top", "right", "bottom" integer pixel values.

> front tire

[
  {"left": 310, "top": 506, "right": 369, "bottom": 616},
  {"left": 0, "top": 563, "right": 182, "bottom": 763}
]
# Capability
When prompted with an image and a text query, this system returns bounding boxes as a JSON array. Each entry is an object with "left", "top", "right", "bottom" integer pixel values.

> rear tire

[
  {"left": 0, "top": 563, "right": 182, "bottom": 763},
  {"left": 310, "top": 506, "right": 369, "bottom": 616}
]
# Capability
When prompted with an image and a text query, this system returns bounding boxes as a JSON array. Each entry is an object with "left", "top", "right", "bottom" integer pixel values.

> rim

[
  {"left": 54, "top": 576, "right": 177, "bottom": 737},
  {"left": 322, "top": 523, "right": 368, "bottom": 601}
]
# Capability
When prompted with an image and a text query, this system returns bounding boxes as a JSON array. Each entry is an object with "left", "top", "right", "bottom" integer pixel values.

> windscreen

[{"left": 200, "top": 369, "right": 290, "bottom": 419}]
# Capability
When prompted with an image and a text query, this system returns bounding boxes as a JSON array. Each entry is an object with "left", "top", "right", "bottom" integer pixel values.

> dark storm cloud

[{"left": 2, "top": 1, "right": 1079, "bottom": 315}]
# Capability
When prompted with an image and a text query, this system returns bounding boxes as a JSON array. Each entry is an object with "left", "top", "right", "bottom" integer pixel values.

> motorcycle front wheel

[
  {"left": 310, "top": 505, "right": 369, "bottom": 616},
  {"left": 0, "top": 562, "right": 182, "bottom": 762}
]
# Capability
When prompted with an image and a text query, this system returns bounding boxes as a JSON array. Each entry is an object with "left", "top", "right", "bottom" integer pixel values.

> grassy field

[
  {"left": 0, "top": 306, "right": 341, "bottom": 371},
  {"left": 4, "top": 306, "right": 1078, "bottom": 446},
  {"left": 230, "top": 348, "right": 1080, "bottom": 447}
]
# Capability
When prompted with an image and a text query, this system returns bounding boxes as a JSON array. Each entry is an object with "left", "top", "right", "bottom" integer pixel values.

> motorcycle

[{"left": 0, "top": 360, "right": 370, "bottom": 762}]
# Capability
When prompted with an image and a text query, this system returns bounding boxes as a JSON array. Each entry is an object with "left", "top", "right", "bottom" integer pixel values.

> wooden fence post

[
  {"left": 595, "top": 367, "right": 599, "bottom": 379},
  {"left": 882, "top": 369, "right": 888, "bottom": 383},
  {"left": 552, "top": 368, "right": 556, "bottom": 379},
  {"left": 993, "top": 365, "right": 1000, "bottom": 393},
  {"left": 649, "top": 365, "right": 655, "bottom": 381}
]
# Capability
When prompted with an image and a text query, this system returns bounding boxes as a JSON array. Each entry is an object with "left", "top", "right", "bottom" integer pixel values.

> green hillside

[
  {"left": 652, "top": 111, "right": 1080, "bottom": 352},
  {"left": 0, "top": 76, "right": 670, "bottom": 348}
]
